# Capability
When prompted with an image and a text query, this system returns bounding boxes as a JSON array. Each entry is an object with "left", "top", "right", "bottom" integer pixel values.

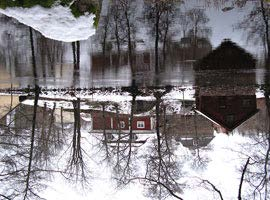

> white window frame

[
  {"left": 193, "top": 139, "right": 199, "bottom": 146},
  {"left": 120, "top": 121, "right": 125, "bottom": 128},
  {"left": 137, "top": 121, "right": 145, "bottom": 129}
]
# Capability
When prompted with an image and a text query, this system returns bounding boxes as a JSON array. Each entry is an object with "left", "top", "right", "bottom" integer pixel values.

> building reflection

[{"left": 91, "top": 51, "right": 151, "bottom": 73}]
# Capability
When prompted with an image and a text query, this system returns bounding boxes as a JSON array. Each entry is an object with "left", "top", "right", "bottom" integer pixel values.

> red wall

[
  {"left": 132, "top": 117, "right": 151, "bottom": 130},
  {"left": 112, "top": 117, "right": 129, "bottom": 130},
  {"left": 92, "top": 112, "right": 152, "bottom": 131},
  {"left": 92, "top": 115, "right": 112, "bottom": 130}
]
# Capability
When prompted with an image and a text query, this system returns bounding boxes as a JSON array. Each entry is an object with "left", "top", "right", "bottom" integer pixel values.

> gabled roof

[{"left": 195, "top": 39, "right": 256, "bottom": 70}]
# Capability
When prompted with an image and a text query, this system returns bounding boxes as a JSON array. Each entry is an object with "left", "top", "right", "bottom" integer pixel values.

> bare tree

[
  {"left": 100, "top": 15, "right": 110, "bottom": 55},
  {"left": 72, "top": 41, "right": 80, "bottom": 70},
  {"left": 133, "top": 87, "right": 185, "bottom": 200},
  {"left": 185, "top": 8, "right": 211, "bottom": 59},
  {"left": 23, "top": 86, "right": 40, "bottom": 200},
  {"left": 29, "top": 27, "right": 37, "bottom": 79},
  {"left": 66, "top": 98, "right": 88, "bottom": 184},
  {"left": 235, "top": 0, "right": 270, "bottom": 59},
  {"left": 110, "top": 1, "right": 123, "bottom": 54},
  {"left": 144, "top": 0, "right": 178, "bottom": 72}
]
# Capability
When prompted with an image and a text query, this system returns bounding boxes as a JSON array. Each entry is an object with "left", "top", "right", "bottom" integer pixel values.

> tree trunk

[
  {"left": 260, "top": 0, "right": 270, "bottom": 59},
  {"left": 124, "top": 9, "right": 133, "bottom": 74},
  {"left": 23, "top": 85, "right": 39, "bottom": 200},
  {"left": 29, "top": 28, "right": 37, "bottom": 79},
  {"left": 155, "top": 7, "right": 160, "bottom": 73}
]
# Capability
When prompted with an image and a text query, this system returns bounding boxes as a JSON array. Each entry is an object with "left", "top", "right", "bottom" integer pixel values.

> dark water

[{"left": 0, "top": 1, "right": 270, "bottom": 200}]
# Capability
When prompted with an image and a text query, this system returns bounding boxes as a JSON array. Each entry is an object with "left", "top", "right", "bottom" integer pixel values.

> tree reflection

[
  {"left": 37, "top": 36, "right": 65, "bottom": 77},
  {"left": 144, "top": 0, "right": 178, "bottom": 72},
  {"left": 185, "top": 8, "right": 211, "bottom": 60},
  {"left": 235, "top": 0, "right": 270, "bottom": 59},
  {"left": 72, "top": 41, "right": 80, "bottom": 85}
]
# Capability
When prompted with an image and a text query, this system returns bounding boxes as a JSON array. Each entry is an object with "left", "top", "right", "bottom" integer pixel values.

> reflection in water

[
  {"left": 195, "top": 40, "right": 256, "bottom": 70},
  {"left": 2, "top": 0, "right": 269, "bottom": 88},
  {"left": 236, "top": 0, "right": 270, "bottom": 59},
  {"left": 195, "top": 40, "right": 258, "bottom": 134},
  {"left": 0, "top": 0, "right": 270, "bottom": 199}
]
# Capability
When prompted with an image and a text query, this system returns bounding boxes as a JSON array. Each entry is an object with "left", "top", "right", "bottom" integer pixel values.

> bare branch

[
  {"left": 238, "top": 157, "right": 251, "bottom": 200},
  {"left": 202, "top": 179, "right": 224, "bottom": 200},
  {"left": 130, "top": 177, "right": 184, "bottom": 200}
]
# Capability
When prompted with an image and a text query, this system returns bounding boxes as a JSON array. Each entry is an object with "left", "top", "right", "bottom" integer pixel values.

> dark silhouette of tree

[
  {"left": 66, "top": 98, "right": 89, "bottom": 184},
  {"left": 144, "top": 0, "right": 178, "bottom": 73},
  {"left": 111, "top": 85, "right": 140, "bottom": 185},
  {"left": 185, "top": 8, "right": 211, "bottom": 59},
  {"left": 110, "top": 1, "right": 123, "bottom": 54},
  {"left": 37, "top": 36, "right": 65, "bottom": 77},
  {"left": 29, "top": 27, "right": 37, "bottom": 79},
  {"left": 100, "top": 15, "right": 110, "bottom": 55},
  {"left": 129, "top": 87, "right": 185, "bottom": 200},
  {"left": 72, "top": 41, "right": 80, "bottom": 70},
  {"left": 23, "top": 86, "right": 40, "bottom": 200}
]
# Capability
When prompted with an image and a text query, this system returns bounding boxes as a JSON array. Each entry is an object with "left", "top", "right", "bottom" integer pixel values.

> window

[
  {"left": 120, "top": 121, "right": 125, "bottom": 129},
  {"left": 193, "top": 139, "right": 199, "bottom": 146},
  {"left": 137, "top": 121, "right": 145, "bottom": 129}
]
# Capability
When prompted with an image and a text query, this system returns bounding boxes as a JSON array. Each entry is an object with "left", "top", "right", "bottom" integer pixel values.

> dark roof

[
  {"left": 195, "top": 109, "right": 259, "bottom": 132},
  {"left": 195, "top": 39, "right": 256, "bottom": 70}
]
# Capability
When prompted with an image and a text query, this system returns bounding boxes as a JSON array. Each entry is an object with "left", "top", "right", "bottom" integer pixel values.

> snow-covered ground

[
  {"left": 1, "top": 87, "right": 268, "bottom": 199},
  {"left": 0, "top": 5, "right": 96, "bottom": 42},
  {"left": 20, "top": 86, "right": 265, "bottom": 116},
  {"left": 21, "top": 87, "right": 195, "bottom": 115},
  {"left": 35, "top": 130, "right": 265, "bottom": 200}
]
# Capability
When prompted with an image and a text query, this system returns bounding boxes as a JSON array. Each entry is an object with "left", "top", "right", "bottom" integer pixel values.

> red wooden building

[{"left": 90, "top": 111, "right": 155, "bottom": 134}]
